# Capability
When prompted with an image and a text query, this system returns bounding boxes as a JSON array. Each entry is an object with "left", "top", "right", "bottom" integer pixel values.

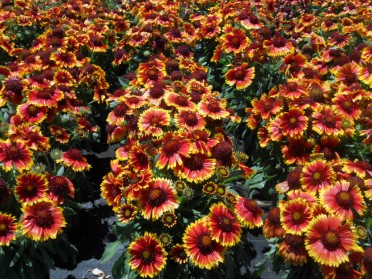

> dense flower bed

[{"left": 0, "top": 0, "right": 371, "bottom": 278}]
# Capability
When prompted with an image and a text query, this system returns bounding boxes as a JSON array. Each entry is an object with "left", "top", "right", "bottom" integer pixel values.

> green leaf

[{"left": 101, "top": 240, "right": 121, "bottom": 263}]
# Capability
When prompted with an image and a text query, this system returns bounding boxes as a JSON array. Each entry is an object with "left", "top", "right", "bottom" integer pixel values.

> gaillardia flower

[
  {"left": 0, "top": 213, "right": 17, "bottom": 246},
  {"left": 225, "top": 63, "right": 255, "bottom": 90},
  {"left": 208, "top": 203, "right": 242, "bottom": 246},
  {"left": 234, "top": 197, "right": 263, "bottom": 229},
  {"left": 15, "top": 172, "right": 48, "bottom": 203},
  {"left": 20, "top": 199, "right": 66, "bottom": 241},
  {"left": 320, "top": 180, "right": 366, "bottom": 221},
  {"left": 183, "top": 218, "right": 226, "bottom": 269},
  {"left": 138, "top": 178, "right": 179, "bottom": 220},
  {"left": 279, "top": 198, "right": 313, "bottom": 235},
  {"left": 0, "top": 140, "right": 33, "bottom": 172},
  {"left": 278, "top": 234, "right": 308, "bottom": 266},
  {"left": 128, "top": 232, "right": 167, "bottom": 278},
  {"left": 57, "top": 148, "right": 91, "bottom": 172},
  {"left": 301, "top": 159, "right": 335, "bottom": 194},
  {"left": 278, "top": 108, "right": 308, "bottom": 138},
  {"left": 305, "top": 214, "right": 357, "bottom": 267},
  {"left": 174, "top": 153, "right": 216, "bottom": 183},
  {"left": 138, "top": 108, "right": 170, "bottom": 137},
  {"left": 170, "top": 244, "right": 188, "bottom": 264}
]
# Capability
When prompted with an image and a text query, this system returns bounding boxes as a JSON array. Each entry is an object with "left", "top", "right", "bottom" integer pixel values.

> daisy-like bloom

[
  {"left": 312, "top": 106, "right": 344, "bottom": 136},
  {"left": 343, "top": 160, "right": 372, "bottom": 179},
  {"left": 220, "top": 26, "right": 249, "bottom": 53},
  {"left": 128, "top": 145, "right": 150, "bottom": 172},
  {"left": 170, "top": 244, "right": 188, "bottom": 264},
  {"left": 49, "top": 125, "right": 70, "bottom": 144},
  {"left": 0, "top": 140, "right": 33, "bottom": 172},
  {"left": 234, "top": 197, "right": 263, "bottom": 229},
  {"left": 115, "top": 203, "right": 137, "bottom": 223},
  {"left": 264, "top": 35, "right": 294, "bottom": 57},
  {"left": 250, "top": 93, "right": 282, "bottom": 120},
  {"left": 191, "top": 130, "right": 219, "bottom": 156},
  {"left": 279, "top": 198, "right": 313, "bottom": 235},
  {"left": 333, "top": 63, "right": 361, "bottom": 87},
  {"left": 164, "top": 92, "right": 196, "bottom": 111},
  {"left": 358, "top": 64, "right": 372, "bottom": 87},
  {"left": 208, "top": 203, "right": 242, "bottom": 247},
  {"left": 287, "top": 190, "right": 317, "bottom": 206},
  {"left": 174, "top": 109, "right": 205, "bottom": 132},
  {"left": 161, "top": 211, "right": 177, "bottom": 228},
  {"left": 202, "top": 182, "right": 218, "bottom": 195},
  {"left": 320, "top": 180, "right": 366, "bottom": 221},
  {"left": 138, "top": 178, "right": 178, "bottom": 221},
  {"left": 53, "top": 69, "right": 74, "bottom": 86},
  {"left": 332, "top": 93, "right": 361, "bottom": 120},
  {"left": 47, "top": 175, "right": 75, "bottom": 204},
  {"left": 263, "top": 207, "right": 285, "bottom": 239},
  {"left": 327, "top": 32, "right": 351, "bottom": 49},
  {"left": 0, "top": 213, "right": 17, "bottom": 246},
  {"left": 198, "top": 96, "right": 230, "bottom": 120},
  {"left": 282, "top": 138, "right": 313, "bottom": 165},
  {"left": 278, "top": 234, "right": 308, "bottom": 266},
  {"left": 107, "top": 103, "right": 129, "bottom": 126},
  {"left": 305, "top": 214, "right": 357, "bottom": 267},
  {"left": 101, "top": 172, "right": 124, "bottom": 207},
  {"left": 174, "top": 153, "right": 216, "bottom": 184},
  {"left": 57, "top": 148, "right": 91, "bottom": 172},
  {"left": 106, "top": 124, "right": 126, "bottom": 143},
  {"left": 183, "top": 218, "right": 226, "bottom": 269},
  {"left": 225, "top": 63, "right": 255, "bottom": 90},
  {"left": 301, "top": 159, "right": 335, "bottom": 194},
  {"left": 138, "top": 108, "right": 170, "bottom": 137},
  {"left": 27, "top": 87, "right": 64, "bottom": 107},
  {"left": 50, "top": 51, "right": 77, "bottom": 68},
  {"left": 128, "top": 232, "right": 167, "bottom": 278},
  {"left": 15, "top": 172, "right": 47, "bottom": 203},
  {"left": 239, "top": 13, "right": 263, "bottom": 30},
  {"left": 277, "top": 108, "right": 308, "bottom": 139},
  {"left": 280, "top": 52, "right": 308, "bottom": 77},
  {"left": 212, "top": 140, "right": 233, "bottom": 166},
  {"left": 278, "top": 80, "right": 307, "bottom": 100},
  {"left": 156, "top": 132, "right": 192, "bottom": 170},
  {"left": 17, "top": 103, "right": 47, "bottom": 124},
  {"left": 20, "top": 199, "right": 66, "bottom": 241}
]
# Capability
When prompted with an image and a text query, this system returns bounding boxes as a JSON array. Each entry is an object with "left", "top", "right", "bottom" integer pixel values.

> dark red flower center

[
  {"left": 182, "top": 112, "right": 198, "bottom": 126},
  {"left": 146, "top": 69, "right": 159, "bottom": 81},
  {"left": 230, "top": 36, "right": 241, "bottom": 48},
  {"left": 27, "top": 105, "right": 39, "bottom": 117},
  {"left": 36, "top": 88, "right": 53, "bottom": 99},
  {"left": 213, "top": 141, "right": 232, "bottom": 162},
  {"left": 28, "top": 132, "right": 40, "bottom": 142},
  {"left": 363, "top": 247, "right": 372, "bottom": 266},
  {"left": 50, "top": 176, "right": 69, "bottom": 195},
  {"left": 234, "top": 69, "right": 246, "bottom": 80},
  {"left": 113, "top": 104, "right": 128, "bottom": 117},
  {"left": 273, "top": 36, "right": 286, "bottom": 48},
  {"left": 149, "top": 84, "right": 165, "bottom": 99},
  {"left": 286, "top": 82, "right": 298, "bottom": 92},
  {"left": 284, "top": 234, "right": 303, "bottom": 247},
  {"left": 335, "top": 191, "right": 354, "bottom": 209},
  {"left": 5, "top": 78, "right": 23, "bottom": 93},
  {"left": 324, "top": 19, "right": 334, "bottom": 27},
  {"left": 267, "top": 207, "right": 281, "bottom": 225},
  {"left": 218, "top": 216, "right": 232, "bottom": 232},
  {"left": 207, "top": 102, "right": 221, "bottom": 113},
  {"left": 175, "top": 95, "right": 189, "bottom": 106},
  {"left": 132, "top": 34, "right": 143, "bottom": 42},
  {"left": 243, "top": 199, "right": 259, "bottom": 214},
  {"left": 287, "top": 168, "right": 302, "bottom": 190},
  {"left": 323, "top": 114, "right": 336, "bottom": 127},
  {"left": 140, "top": 249, "right": 155, "bottom": 264},
  {"left": 66, "top": 149, "right": 83, "bottom": 161},
  {"left": 5, "top": 145, "right": 23, "bottom": 160},
  {"left": 134, "top": 152, "right": 149, "bottom": 168},
  {"left": 90, "top": 36, "right": 103, "bottom": 46},
  {"left": 249, "top": 15, "right": 259, "bottom": 24},
  {"left": 148, "top": 188, "right": 167, "bottom": 207},
  {"left": 321, "top": 229, "right": 341, "bottom": 251},
  {"left": 184, "top": 154, "right": 204, "bottom": 171},
  {"left": 196, "top": 232, "right": 215, "bottom": 254},
  {"left": 163, "top": 140, "right": 181, "bottom": 157},
  {"left": 344, "top": 73, "right": 357, "bottom": 85},
  {"left": 33, "top": 206, "right": 54, "bottom": 228}
]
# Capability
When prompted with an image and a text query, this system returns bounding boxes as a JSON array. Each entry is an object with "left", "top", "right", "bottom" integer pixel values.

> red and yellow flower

[
  {"left": 20, "top": 199, "right": 66, "bottom": 241},
  {"left": 128, "top": 232, "right": 167, "bottom": 278},
  {"left": 15, "top": 172, "right": 47, "bottom": 203},
  {"left": 305, "top": 214, "right": 357, "bottom": 267},
  {"left": 279, "top": 198, "right": 313, "bottom": 235},
  {"left": 138, "top": 178, "right": 179, "bottom": 220},
  {"left": 225, "top": 63, "right": 255, "bottom": 90},
  {"left": 278, "top": 234, "right": 308, "bottom": 266},
  {"left": 220, "top": 26, "right": 249, "bottom": 54},
  {"left": 320, "top": 180, "right": 366, "bottom": 221},
  {"left": 208, "top": 203, "right": 242, "bottom": 247},
  {"left": 0, "top": 140, "right": 33, "bottom": 172},
  {"left": 138, "top": 108, "right": 170, "bottom": 137},
  {"left": 301, "top": 159, "right": 335, "bottom": 194},
  {"left": 183, "top": 218, "right": 226, "bottom": 269},
  {"left": 234, "top": 197, "right": 263, "bottom": 229},
  {"left": 57, "top": 148, "right": 91, "bottom": 172},
  {"left": 278, "top": 108, "right": 308, "bottom": 138},
  {"left": 0, "top": 213, "right": 17, "bottom": 246},
  {"left": 170, "top": 244, "right": 188, "bottom": 264},
  {"left": 174, "top": 153, "right": 216, "bottom": 183}
]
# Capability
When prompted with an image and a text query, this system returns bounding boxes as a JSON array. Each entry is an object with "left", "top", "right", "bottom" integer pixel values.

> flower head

[{"left": 0, "top": 213, "right": 17, "bottom": 246}]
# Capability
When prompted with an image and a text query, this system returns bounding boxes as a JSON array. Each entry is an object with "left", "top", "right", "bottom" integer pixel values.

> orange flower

[
  {"left": 198, "top": 96, "right": 230, "bottom": 120},
  {"left": 312, "top": 106, "right": 344, "bottom": 136},
  {"left": 221, "top": 26, "right": 249, "bottom": 53},
  {"left": 282, "top": 138, "right": 313, "bottom": 165},
  {"left": 250, "top": 94, "right": 282, "bottom": 120},
  {"left": 174, "top": 109, "right": 206, "bottom": 132},
  {"left": 263, "top": 207, "right": 285, "bottom": 239},
  {"left": 27, "top": 87, "right": 64, "bottom": 107},
  {"left": 115, "top": 203, "right": 138, "bottom": 223},
  {"left": 264, "top": 35, "right": 294, "bottom": 57},
  {"left": 225, "top": 63, "right": 255, "bottom": 90},
  {"left": 47, "top": 174, "right": 75, "bottom": 205},
  {"left": 138, "top": 108, "right": 170, "bottom": 137},
  {"left": 278, "top": 234, "right": 308, "bottom": 266}
]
